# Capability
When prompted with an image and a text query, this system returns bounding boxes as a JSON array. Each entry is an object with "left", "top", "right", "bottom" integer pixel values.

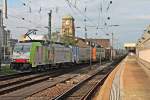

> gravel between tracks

[
  {"left": 0, "top": 74, "right": 78, "bottom": 100},
  {"left": 25, "top": 64, "right": 109, "bottom": 100},
  {"left": 26, "top": 74, "right": 90, "bottom": 100},
  {"left": 0, "top": 63, "right": 110, "bottom": 100}
]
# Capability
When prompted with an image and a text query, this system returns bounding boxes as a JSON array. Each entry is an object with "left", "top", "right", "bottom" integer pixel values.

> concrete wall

[
  {"left": 0, "top": 9, "right": 3, "bottom": 62},
  {"left": 139, "top": 49, "right": 150, "bottom": 63},
  {"left": 137, "top": 49, "right": 150, "bottom": 70},
  {"left": 137, "top": 57, "right": 150, "bottom": 70}
]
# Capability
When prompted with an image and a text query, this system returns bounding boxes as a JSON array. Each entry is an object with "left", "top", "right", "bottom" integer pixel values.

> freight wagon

[
  {"left": 11, "top": 41, "right": 105, "bottom": 71},
  {"left": 12, "top": 38, "right": 128, "bottom": 72},
  {"left": 10, "top": 29, "right": 110, "bottom": 71},
  {"left": 92, "top": 47, "right": 105, "bottom": 62}
]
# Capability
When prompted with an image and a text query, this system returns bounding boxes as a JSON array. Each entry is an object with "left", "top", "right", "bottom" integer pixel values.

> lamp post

[
  {"left": 48, "top": 10, "right": 52, "bottom": 40},
  {"left": 90, "top": 41, "right": 92, "bottom": 66},
  {"left": 111, "top": 32, "right": 114, "bottom": 61},
  {"left": 106, "top": 25, "right": 120, "bottom": 61}
]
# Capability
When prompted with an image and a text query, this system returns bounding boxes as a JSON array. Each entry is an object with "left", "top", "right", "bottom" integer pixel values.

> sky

[{"left": 1, "top": 0, "right": 150, "bottom": 48}]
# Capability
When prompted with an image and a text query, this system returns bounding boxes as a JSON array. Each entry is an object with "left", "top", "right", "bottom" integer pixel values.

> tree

[
  {"left": 51, "top": 32, "right": 59, "bottom": 42},
  {"left": 60, "top": 35, "right": 77, "bottom": 46}
]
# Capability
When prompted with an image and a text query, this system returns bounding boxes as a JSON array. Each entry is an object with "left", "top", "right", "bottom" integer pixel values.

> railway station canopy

[{"left": 124, "top": 43, "right": 136, "bottom": 52}]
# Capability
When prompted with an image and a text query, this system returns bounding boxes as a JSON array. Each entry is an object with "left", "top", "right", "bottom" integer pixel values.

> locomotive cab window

[{"left": 14, "top": 43, "right": 32, "bottom": 53}]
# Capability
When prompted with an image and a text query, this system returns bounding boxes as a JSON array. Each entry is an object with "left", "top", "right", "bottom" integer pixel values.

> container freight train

[{"left": 10, "top": 41, "right": 106, "bottom": 71}]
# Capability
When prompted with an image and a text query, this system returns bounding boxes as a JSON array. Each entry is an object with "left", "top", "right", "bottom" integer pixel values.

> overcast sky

[{"left": 1, "top": 0, "right": 150, "bottom": 48}]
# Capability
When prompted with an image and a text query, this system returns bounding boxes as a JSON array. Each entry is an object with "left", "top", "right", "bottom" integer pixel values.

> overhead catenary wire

[
  {"left": 96, "top": 0, "right": 103, "bottom": 35},
  {"left": 6, "top": 0, "right": 113, "bottom": 36},
  {"left": 65, "top": 0, "right": 100, "bottom": 38},
  {"left": 5, "top": 1, "right": 56, "bottom": 30},
  {"left": 65, "top": 0, "right": 79, "bottom": 16},
  {"left": 3, "top": 0, "right": 40, "bottom": 28},
  {"left": 6, "top": 14, "right": 45, "bottom": 27},
  {"left": 65, "top": 0, "right": 96, "bottom": 26},
  {"left": 65, "top": 0, "right": 113, "bottom": 37}
]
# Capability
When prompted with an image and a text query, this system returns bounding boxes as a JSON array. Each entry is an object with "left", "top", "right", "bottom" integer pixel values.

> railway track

[
  {"left": 0, "top": 63, "right": 94, "bottom": 99},
  {"left": 54, "top": 58, "right": 124, "bottom": 100},
  {"left": 0, "top": 72, "right": 32, "bottom": 81},
  {"left": 24, "top": 63, "right": 115, "bottom": 100},
  {"left": 0, "top": 63, "right": 90, "bottom": 81},
  {"left": 0, "top": 67, "right": 84, "bottom": 95},
  {"left": 0, "top": 58, "right": 123, "bottom": 100},
  {"left": 53, "top": 65, "right": 113, "bottom": 100},
  {"left": 0, "top": 63, "right": 89, "bottom": 82},
  {"left": 25, "top": 58, "right": 123, "bottom": 100},
  {"left": 0, "top": 70, "right": 63, "bottom": 95}
]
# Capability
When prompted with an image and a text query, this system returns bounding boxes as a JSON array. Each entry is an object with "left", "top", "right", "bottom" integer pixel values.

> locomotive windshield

[{"left": 14, "top": 43, "right": 32, "bottom": 53}]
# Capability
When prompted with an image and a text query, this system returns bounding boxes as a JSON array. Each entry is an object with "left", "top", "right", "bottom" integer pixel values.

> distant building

[
  {"left": 0, "top": 10, "right": 3, "bottom": 27},
  {"left": 86, "top": 39, "right": 111, "bottom": 48},
  {"left": 1, "top": 29, "right": 11, "bottom": 63},
  {"left": 0, "top": 9, "right": 12, "bottom": 63},
  {"left": 0, "top": 9, "right": 3, "bottom": 62},
  {"left": 0, "top": 27, "right": 2, "bottom": 62},
  {"left": 75, "top": 38, "right": 111, "bottom": 49},
  {"left": 9, "top": 39, "right": 18, "bottom": 54},
  {"left": 61, "top": 15, "right": 75, "bottom": 37}
]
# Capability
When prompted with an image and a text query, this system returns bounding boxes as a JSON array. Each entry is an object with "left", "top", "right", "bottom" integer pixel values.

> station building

[{"left": 0, "top": 9, "right": 16, "bottom": 63}]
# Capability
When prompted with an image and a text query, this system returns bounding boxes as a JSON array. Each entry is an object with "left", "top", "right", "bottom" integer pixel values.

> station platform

[{"left": 94, "top": 55, "right": 150, "bottom": 100}]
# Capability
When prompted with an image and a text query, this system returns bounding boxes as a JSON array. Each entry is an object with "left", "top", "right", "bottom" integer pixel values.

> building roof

[
  {"left": 124, "top": 43, "right": 136, "bottom": 48},
  {"left": 75, "top": 37, "right": 111, "bottom": 48},
  {"left": 87, "top": 39, "right": 111, "bottom": 48},
  {"left": 75, "top": 37, "right": 89, "bottom": 48}
]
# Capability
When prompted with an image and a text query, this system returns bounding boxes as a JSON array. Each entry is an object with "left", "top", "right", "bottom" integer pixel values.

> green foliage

[
  {"left": 60, "top": 36, "right": 76, "bottom": 46},
  {"left": 0, "top": 65, "right": 17, "bottom": 75},
  {"left": 51, "top": 32, "right": 58, "bottom": 42},
  {"left": 51, "top": 32, "right": 77, "bottom": 46}
]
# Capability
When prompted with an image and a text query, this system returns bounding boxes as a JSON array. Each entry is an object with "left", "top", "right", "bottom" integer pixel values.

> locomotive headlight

[{"left": 12, "top": 59, "right": 16, "bottom": 62}]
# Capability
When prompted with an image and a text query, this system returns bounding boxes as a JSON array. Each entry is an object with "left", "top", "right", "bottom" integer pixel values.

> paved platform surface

[
  {"left": 94, "top": 55, "right": 150, "bottom": 100},
  {"left": 121, "top": 55, "right": 150, "bottom": 100}
]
